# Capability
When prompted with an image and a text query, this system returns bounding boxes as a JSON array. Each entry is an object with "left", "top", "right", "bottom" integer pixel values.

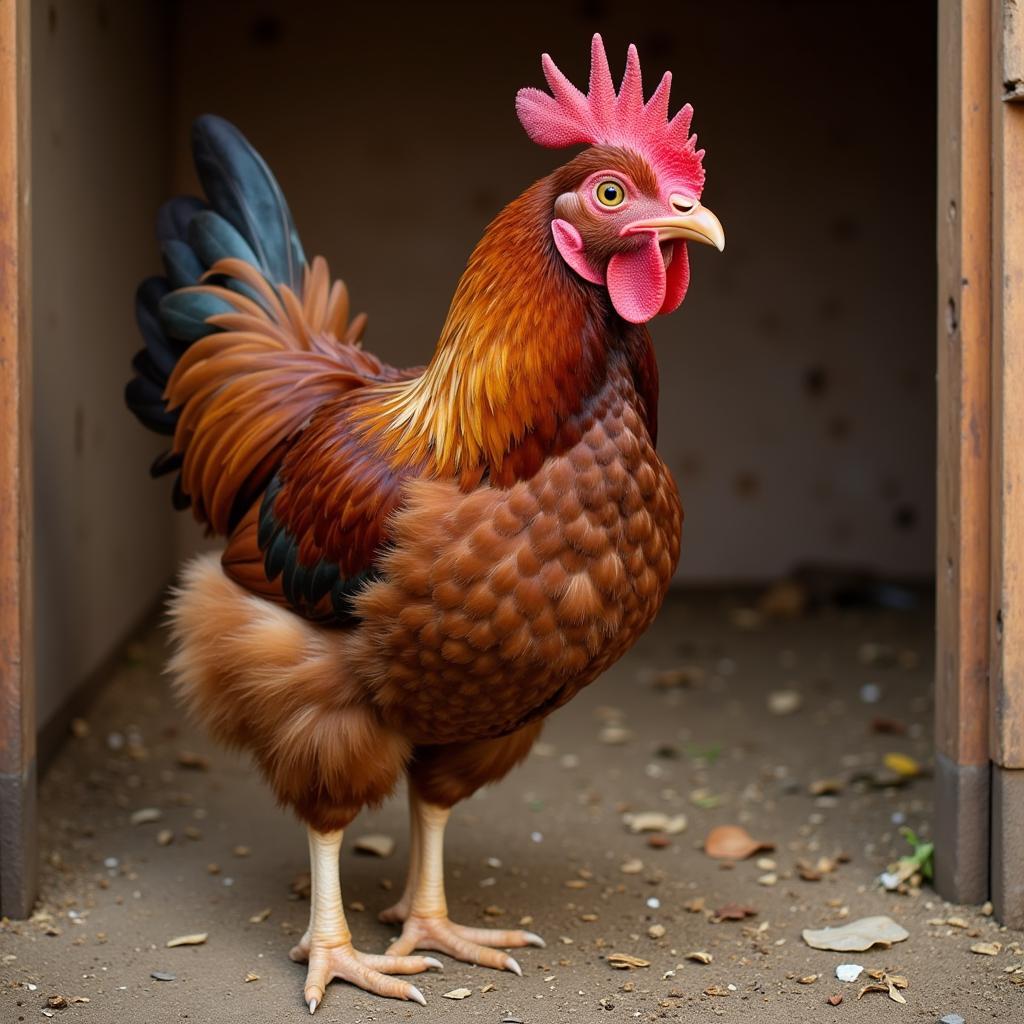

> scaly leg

[
  {"left": 384, "top": 791, "right": 545, "bottom": 974},
  {"left": 379, "top": 789, "right": 421, "bottom": 924},
  {"left": 289, "top": 827, "right": 441, "bottom": 1013}
]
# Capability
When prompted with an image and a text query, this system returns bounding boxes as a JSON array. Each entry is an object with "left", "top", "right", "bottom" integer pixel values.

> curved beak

[{"left": 625, "top": 199, "right": 726, "bottom": 252}]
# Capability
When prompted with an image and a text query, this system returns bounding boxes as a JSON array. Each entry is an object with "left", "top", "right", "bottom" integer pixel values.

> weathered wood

[
  {"left": 935, "top": 0, "right": 993, "bottom": 905},
  {"left": 992, "top": 0, "right": 1024, "bottom": 772},
  {"left": 0, "top": 0, "right": 34, "bottom": 919},
  {"left": 992, "top": 0, "right": 1024, "bottom": 927},
  {"left": 1002, "top": 0, "right": 1024, "bottom": 99},
  {"left": 992, "top": 766, "right": 1024, "bottom": 928}
]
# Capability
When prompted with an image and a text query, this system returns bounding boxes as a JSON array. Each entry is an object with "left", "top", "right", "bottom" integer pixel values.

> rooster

[{"left": 126, "top": 35, "right": 723, "bottom": 1013}]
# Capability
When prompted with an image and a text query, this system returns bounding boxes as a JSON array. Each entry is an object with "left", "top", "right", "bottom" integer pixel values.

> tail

[{"left": 125, "top": 116, "right": 395, "bottom": 533}]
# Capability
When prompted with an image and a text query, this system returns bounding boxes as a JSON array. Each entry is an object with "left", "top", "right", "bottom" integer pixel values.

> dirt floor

[{"left": 2, "top": 590, "right": 1022, "bottom": 1023}]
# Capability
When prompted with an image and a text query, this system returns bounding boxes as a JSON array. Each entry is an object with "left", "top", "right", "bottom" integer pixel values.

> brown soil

[{"left": 2, "top": 592, "right": 1021, "bottom": 1023}]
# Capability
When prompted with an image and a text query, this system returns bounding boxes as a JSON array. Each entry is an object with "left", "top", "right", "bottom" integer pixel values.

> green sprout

[{"left": 898, "top": 826, "right": 934, "bottom": 882}]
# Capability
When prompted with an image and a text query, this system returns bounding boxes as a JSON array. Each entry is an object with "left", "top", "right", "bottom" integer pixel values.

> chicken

[{"left": 125, "top": 34, "right": 724, "bottom": 1013}]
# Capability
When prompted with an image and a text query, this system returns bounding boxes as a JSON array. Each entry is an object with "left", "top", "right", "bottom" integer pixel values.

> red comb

[{"left": 516, "top": 34, "right": 705, "bottom": 198}]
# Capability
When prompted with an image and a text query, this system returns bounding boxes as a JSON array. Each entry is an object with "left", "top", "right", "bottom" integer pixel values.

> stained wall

[
  {"left": 169, "top": 0, "right": 936, "bottom": 583},
  {"left": 32, "top": 0, "right": 175, "bottom": 728}
]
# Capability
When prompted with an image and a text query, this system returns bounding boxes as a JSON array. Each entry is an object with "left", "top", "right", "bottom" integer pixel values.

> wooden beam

[
  {"left": 0, "top": 0, "right": 34, "bottom": 919},
  {"left": 991, "top": 0, "right": 1024, "bottom": 928},
  {"left": 934, "top": 0, "right": 993, "bottom": 906},
  {"left": 1002, "top": 0, "right": 1024, "bottom": 99}
]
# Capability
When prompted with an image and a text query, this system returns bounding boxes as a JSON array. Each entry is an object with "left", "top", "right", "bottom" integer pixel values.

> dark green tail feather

[{"left": 125, "top": 115, "right": 308, "bottom": 493}]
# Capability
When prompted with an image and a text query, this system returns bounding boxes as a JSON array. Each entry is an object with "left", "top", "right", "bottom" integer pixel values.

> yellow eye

[{"left": 595, "top": 180, "right": 625, "bottom": 207}]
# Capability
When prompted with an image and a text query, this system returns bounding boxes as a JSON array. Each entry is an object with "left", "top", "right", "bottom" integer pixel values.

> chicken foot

[
  {"left": 381, "top": 792, "right": 545, "bottom": 974},
  {"left": 290, "top": 827, "right": 441, "bottom": 1013}
]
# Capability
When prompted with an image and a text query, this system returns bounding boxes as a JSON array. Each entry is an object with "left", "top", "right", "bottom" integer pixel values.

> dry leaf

[
  {"left": 883, "top": 752, "right": 921, "bottom": 778},
  {"left": 704, "top": 825, "right": 773, "bottom": 860},
  {"left": 857, "top": 971, "right": 908, "bottom": 1004},
  {"left": 712, "top": 903, "right": 757, "bottom": 922},
  {"left": 244, "top": 972, "right": 259, "bottom": 983},
  {"left": 607, "top": 953, "right": 650, "bottom": 969},
  {"left": 166, "top": 933, "right": 208, "bottom": 948},
  {"left": 443, "top": 987, "right": 473, "bottom": 1000},
  {"left": 802, "top": 916, "right": 908, "bottom": 952},
  {"left": 971, "top": 941, "right": 1002, "bottom": 956},
  {"left": 686, "top": 950, "right": 712, "bottom": 964}
]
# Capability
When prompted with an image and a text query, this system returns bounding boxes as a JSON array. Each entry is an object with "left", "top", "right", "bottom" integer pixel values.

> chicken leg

[
  {"left": 289, "top": 827, "right": 441, "bottom": 1013},
  {"left": 381, "top": 791, "right": 545, "bottom": 973}
]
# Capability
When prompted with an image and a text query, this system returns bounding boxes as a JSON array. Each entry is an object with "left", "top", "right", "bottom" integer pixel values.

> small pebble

[
  {"left": 835, "top": 964, "right": 863, "bottom": 982},
  {"left": 938, "top": 1016, "right": 965, "bottom": 1024},
  {"left": 150, "top": 971, "right": 176, "bottom": 982},
  {"left": 859, "top": 683, "right": 883, "bottom": 704}
]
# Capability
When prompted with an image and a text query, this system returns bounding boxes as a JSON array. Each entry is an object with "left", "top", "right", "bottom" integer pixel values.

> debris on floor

[{"left": 1, "top": 591, "right": 1021, "bottom": 1022}]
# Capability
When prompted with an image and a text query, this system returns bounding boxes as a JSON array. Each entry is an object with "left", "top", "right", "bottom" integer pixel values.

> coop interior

[{"left": 10, "top": 2, "right": 1002, "bottom": 1021}]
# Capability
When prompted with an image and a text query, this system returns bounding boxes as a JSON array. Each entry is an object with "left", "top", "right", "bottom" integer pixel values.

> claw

[
  {"left": 424, "top": 957, "right": 444, "bottom": 970},
  {"left": 308, "top": 997, "right": 318, "bottom": 1014},
  {"left": 524, "top": 931, "right": 546, "bottom": 948},
  {"left": 409, "top": 985, "right": 427, "bottom": 1006},
  {"left": 506, "top": 956, "right": 523, "bottom": 977}
]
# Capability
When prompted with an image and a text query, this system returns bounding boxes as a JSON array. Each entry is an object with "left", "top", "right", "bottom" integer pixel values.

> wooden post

[
  {"left": 990, "top": 0, "right": 1024, "bottom": 929},
  {"left": 0, "top": 0, "right": 33, "bottom": 919},
  {"left": 935, "top": 0, "right": 993, "bottom": 907}
]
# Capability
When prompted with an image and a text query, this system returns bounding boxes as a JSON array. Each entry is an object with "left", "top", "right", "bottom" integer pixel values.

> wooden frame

[
  {"left": 935, "top": 0, "right": 993, "bottom": 908},
  {"left": 0, "top": 0, "right": 34, "bottom": 920},
  {"left": 937, "top": 0, "right": 1024, "bottom": 927},
  {"left": 989, "top": 0, "right": 1024, "bottom": 928}
]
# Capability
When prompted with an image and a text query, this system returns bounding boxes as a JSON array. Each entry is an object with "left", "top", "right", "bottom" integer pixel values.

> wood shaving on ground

[
  {"left": 607, "top": 953, "right": 650, "bottom": 969},
  {"left": 354, "top": 834, "right": 395, "bottom": 858},
  {"left": 623, "top": 811, "right": 687, "bottom": 834}
]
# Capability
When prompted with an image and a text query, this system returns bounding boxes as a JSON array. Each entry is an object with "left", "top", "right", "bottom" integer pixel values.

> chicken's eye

[{"left": 595, "top": 180, "right": 625, "bottom": 208}]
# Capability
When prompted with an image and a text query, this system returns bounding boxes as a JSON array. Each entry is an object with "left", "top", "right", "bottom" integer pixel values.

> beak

[{"left": 625, "top": 198, "right": 726, "bottom": 252}]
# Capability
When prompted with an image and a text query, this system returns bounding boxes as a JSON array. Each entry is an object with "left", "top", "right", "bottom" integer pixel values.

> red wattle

[
  {"left": 606, "top": 232, "right": 666, "bottom": 324},
  {"left": 660, "top": 241, "right": 690, "bottom": 314}
]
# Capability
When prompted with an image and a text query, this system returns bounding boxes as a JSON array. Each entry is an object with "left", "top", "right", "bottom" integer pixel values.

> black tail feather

[{"left": 125, "top": 115, "right": 308, "bottom": 494}]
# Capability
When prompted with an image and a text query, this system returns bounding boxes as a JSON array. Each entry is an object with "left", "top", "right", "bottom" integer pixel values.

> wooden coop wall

[{"left": 169, "top": 0, "right": 938, "bottom": 585}]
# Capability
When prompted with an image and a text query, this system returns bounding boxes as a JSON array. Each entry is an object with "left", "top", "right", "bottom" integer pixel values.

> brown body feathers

[{"left": 166, "top": 150, "right": 682, "bottom": 825}]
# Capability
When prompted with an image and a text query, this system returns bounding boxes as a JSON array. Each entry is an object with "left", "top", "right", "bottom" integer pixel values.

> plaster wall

[{"left": 169, "top": 0, "right": 936, "bottom": 583}]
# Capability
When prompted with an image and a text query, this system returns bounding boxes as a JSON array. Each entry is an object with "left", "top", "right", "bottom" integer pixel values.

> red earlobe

[{"left": 551, "top": 219, "right": 605, "bottom": 285}]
